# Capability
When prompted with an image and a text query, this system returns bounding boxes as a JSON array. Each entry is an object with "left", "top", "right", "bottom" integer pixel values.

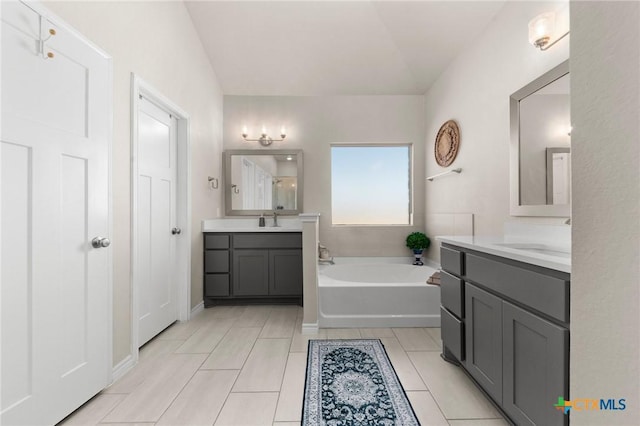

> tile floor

[{"left": 60, "top": 305, "right": 507, "bottom": 426}]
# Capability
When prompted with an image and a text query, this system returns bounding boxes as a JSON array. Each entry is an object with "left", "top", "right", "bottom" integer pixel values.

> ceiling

[{"left": 185, "top": 1, "right": 506, "bottom": 96}]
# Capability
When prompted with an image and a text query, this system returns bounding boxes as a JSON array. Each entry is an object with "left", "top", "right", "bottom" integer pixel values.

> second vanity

[
  {"left": 437, "top": 235, "right": 570, "bottom": 426},
  {"left": 202, "top": 219, "right": 303, "bottom": 307}
]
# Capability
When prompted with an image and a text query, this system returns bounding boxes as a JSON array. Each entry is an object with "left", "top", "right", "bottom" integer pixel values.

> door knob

[
  {"left": 91, "top": 237, "right": 111, "bottom": 248},
  {"left": 171, "top": 227, "right": 182, "bottom": 235}
]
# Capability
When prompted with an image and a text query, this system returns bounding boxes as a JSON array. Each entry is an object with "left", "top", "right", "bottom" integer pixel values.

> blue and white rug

[{"left": 303, "top": 339, "right": 420, "bottom": 425}]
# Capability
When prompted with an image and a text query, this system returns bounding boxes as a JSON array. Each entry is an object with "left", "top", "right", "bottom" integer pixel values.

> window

[{"left": 331, "top": 145, "right": 412, "bottom": 225}]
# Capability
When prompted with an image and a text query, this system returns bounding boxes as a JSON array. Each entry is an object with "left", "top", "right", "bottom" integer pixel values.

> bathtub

[{"left": 318, "top": 259, "right": 441, "bottom": 328}]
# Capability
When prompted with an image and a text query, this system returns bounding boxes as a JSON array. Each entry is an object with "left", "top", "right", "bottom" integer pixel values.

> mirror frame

[
  {"left": 223, "top": 149, "right": 304, "bottom": 216},
  {"left": 509, "top": 60, "right": 570, "bottom": 217}
]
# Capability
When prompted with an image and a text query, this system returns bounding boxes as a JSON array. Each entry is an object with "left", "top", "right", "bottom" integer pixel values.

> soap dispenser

[{"left": 259, "top": 213, "right": 265, "bottom": 227}]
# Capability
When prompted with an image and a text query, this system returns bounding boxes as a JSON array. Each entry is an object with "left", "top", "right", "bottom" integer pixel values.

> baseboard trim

[
  {"left": 301, "top": 322, "right": 319, "bottom": 334},
  {"left": 191, "top": 301, "right": 204, "bottom": 317},
  {"left": 110, "top": 354, "right": 135, "bottom": 385}
]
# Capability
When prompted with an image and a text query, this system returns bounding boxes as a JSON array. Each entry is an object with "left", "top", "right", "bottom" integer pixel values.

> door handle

[
  {"left": 91, "top": 237, "right": 111, "bottom": 248},
  {"left": 171, "top": 227, "right": 182, "bottom": 235}
]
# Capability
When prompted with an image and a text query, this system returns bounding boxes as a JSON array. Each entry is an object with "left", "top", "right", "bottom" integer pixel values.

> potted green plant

[{"left": 406, "top": 232, "right": 430, "bottom": 266}]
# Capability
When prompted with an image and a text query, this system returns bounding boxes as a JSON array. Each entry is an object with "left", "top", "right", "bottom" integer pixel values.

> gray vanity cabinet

[
  {"left": 464, "top": 283, "right": 503, "bottom": 404},
  {"left": 204, "top": 232, "right": 302, "bottom": 306},
  {"left": 440, "top": 243, "right": 569, "bottom": 426},
  {"left": 269, "top": 250, "right": 303, "bottom": 295},
  {"left": 502, "top": 301, "right": 568, "bottom": 426},
  {"left": 233, "top": 250, "right": 269, "bottom": 296}
]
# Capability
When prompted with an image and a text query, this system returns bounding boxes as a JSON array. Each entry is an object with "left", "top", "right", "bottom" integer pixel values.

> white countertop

[
  {"left": 202, "top": 218, "right": 302, "bottom": 233},
  {"left": 436, "top": 235, "right": 571, "bottom": 273}
]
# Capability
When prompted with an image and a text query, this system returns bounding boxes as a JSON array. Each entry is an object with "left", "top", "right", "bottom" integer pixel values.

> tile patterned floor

[{"left": 60, "top": 305, "right": 507, "bottom": 426}]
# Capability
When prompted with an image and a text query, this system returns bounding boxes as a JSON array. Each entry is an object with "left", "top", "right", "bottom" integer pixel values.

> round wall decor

[{"left": 434, "top": 120, "right": 460, "bottom": 167}]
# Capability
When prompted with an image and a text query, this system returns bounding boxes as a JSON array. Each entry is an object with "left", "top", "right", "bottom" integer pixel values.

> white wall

[
  {"left": 422, "top": 1, "right": 569, "bottom": 261},
  {"left": 223, "top": 95, "right": 426, "bottom": 256},
  {"left": 46, "top": 1, "right": 223, "bottom": 366},
  {"left": 571, "top": 1, "right": 640, "bottom": 423}
]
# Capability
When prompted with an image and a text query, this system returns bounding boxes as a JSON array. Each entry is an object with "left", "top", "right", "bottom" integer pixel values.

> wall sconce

[
  {"left": 528, "top": 11, "right": 569, "bottom": 50},
  {"left": 242, "top": 125, "right": 286, "bottom": 146}
]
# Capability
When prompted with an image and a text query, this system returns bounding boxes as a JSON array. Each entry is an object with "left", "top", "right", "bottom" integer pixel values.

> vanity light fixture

[
  {"left": 528, "top": 11, "right": 569, "bottom": 51},
  {"left": 241, "top": 125, "right": 287, "bottom": 146}
]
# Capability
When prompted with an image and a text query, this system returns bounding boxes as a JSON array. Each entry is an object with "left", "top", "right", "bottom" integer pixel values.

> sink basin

[{"left": 494, "top": 243, "right": 571, "bottom": 258}]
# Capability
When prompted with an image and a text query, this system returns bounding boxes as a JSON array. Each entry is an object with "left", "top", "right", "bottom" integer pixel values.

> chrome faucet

[{"left": 272, "top": 211, "right": 279, "bottom": 227}]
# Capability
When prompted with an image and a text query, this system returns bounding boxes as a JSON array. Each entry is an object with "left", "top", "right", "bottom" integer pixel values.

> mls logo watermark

[{"left": 554, "top": 397, "right": 627, "bottom": 414}]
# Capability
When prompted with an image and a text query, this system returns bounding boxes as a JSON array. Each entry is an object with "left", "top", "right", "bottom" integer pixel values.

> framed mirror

[
  {"left": 224, "top": 149, "right": 304, "bottom": 216},
  {"left": 510, "top": 60, "right": 570, "bottom": 217}
]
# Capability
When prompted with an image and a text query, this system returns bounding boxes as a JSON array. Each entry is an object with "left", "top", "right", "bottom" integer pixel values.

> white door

[
  {"left": 1, "top": 2, "right": 111, "bottom": 425},
  {"left": 136, "top": 96, "right": 178, "bottom": 346}
]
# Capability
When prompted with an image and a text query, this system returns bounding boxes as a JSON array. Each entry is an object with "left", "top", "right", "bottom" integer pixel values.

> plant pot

[{"left": 412, "top": 249, "right": 424, "bottom": 266}]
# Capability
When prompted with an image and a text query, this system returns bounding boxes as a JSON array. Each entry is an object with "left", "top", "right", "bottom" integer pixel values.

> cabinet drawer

[
  {"left": 441, "top": 271, "right": 464, "bottom": 318},
  {"left": 204, "top": 233, "right": 230, "bottom": 249},
  {"left": 233, "top": 233, "right": 302, "bottom": 249},
  {"left": 204, "top": 250, "right": 229, "bottom": 273},
  {"left": 205, "top": 274, "right": 230, "bottom": 297},
  {"left": 441, "top": 246, "right": 464, "bottom": 276},
  {"left": 465, "top": 253, "right": 569, "bottom": 323},
  {"left": 441, "top": 307, "right": 463, "bottom": 362}
]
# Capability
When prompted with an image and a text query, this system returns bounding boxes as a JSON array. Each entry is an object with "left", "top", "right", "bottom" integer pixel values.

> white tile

[
  {"left": 203, "top": 305, "right": 247, "bottom": 319},
  {"left": 102, "top": 354, "right": 207, "bottom": 423},
  {"left": 175, "top": 318, "right": 234, "bottom": 354},
  {"left": 359, "top": 328, "right": 396, "bottom": 338},
  {"left": 379, "top": 337, "right": 427, "bottom": 391},
  {"left": 392, "top": 328, "right": 440, "bottom": 351},
  {"left": 408, "top": 352, "right": 501, "bottom": 419},
  {"left": 425, "top": 327, "right": 441, "bottom": 342},
  {"left": 59, "top": 393, "right": 126, "bottom": 425},
  {"left": 290, "top": 328, "right": 327, "bottom": 353},
  {"left": 274, "top": 353, "right": 307, "bottom": 422},
  {"left": 448, "top": 419, "right": 509, "bottom": 426},
  {"left": 105, "top": 340, "right": 183, "bottom": 394},
  {"left": 201, "top": 327, "right": 262, "bottom": 370},
  {"left": 215, "top": 392, "right": 279, "bottom": 426},
  {"left": 406, "top": 391, "right": 449, "bottom": 426},
  {"left": 232, "top": 339, "right": 290, "bottom": 392},
  {"left": 260, "top": 306, "right": 298, "bottom": 339},
  {"left": 156, "top": 370, "right": 238, "bottom": 426},
  {"left": 326, "top": 328, "right": 362, "bottom": 339},
  {"left": 233, "top": 305, "right": 273, "bottom": 327}
]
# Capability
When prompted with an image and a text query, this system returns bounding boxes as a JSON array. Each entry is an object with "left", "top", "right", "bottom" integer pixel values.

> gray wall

[
  {"left": 223, "top": 95, "right": 426, "bottom": 257},
  {"left": 571, "top": 1, "right": 640, "bottom": 423}
]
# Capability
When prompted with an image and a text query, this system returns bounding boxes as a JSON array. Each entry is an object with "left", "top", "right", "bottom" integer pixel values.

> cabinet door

[
  {"left": 269, "top": 249, "right": 303, "bottom": 295},
  {"left": 233, "top": 250, "right": 269, "bottom": 296},
  {"left": 465, "top": 283, "right": 503, "bottom": 403},
  {"left": 502, "top": 302, "right": 568, "bottom": 426}
]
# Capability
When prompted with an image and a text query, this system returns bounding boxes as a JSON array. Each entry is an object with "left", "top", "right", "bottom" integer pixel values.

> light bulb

[
  {"left": 241, "top": 125, "right": 248, "bottom": 139},
  {"left": 261, "top": 126, "right": 267, "bottom": 137},
  {"left": 280, "top": 126, "right": 287, "bottom": 138}
]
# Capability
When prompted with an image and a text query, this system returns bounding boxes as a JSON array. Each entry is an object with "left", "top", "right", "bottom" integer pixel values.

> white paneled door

[
  {"left": 1, "top": 2, "right": 111, "bottom": 425},
  {"left": 136, "top": 96, "right": 178, "bottom": 346}
]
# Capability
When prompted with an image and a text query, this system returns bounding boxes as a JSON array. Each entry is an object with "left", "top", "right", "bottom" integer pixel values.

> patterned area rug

[{"left": 303, "top": 339, "right": 420, "bottom": 425}]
